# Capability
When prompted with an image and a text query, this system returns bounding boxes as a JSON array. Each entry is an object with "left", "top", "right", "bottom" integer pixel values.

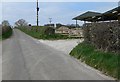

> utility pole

[
  {"left": 49, "top": 18, "right": 52, "bottom": 24},
  {"left": 37, "top": 0, "right": 39, "bottom": 26},
  {"left": 49, "top": 18, "right": 52, "bottom": 27}
]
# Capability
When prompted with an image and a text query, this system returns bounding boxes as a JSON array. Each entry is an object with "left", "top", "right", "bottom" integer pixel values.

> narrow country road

[
  {"left": 0, "top": 41, "right": 2, "bottom": 81},
  {"left": 2, "top": 29, "right": 113, "bottom": 80}
]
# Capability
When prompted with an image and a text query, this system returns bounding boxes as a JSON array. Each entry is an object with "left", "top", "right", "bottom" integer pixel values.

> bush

[
  {"left": 2, "top": 26, "right": 12, "bottom": 40},
  {"left": 83, "top": 21, "right": 119, "bottom": 53},
  {"left": 83, "top": 25, "right": 91, "bottom": 43}
]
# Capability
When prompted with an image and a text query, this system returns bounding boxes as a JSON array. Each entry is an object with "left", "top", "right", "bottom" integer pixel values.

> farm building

[
  {"left": 73, "top": 6, "right": 119, "bottom": 52},
  {"left": 55, "top": 26, "right": 83, "bottom": 38},
  {"left": 55, "top": 26, "right": 70, "bottom": 35},
  {"left": 69, "top": 28, "right": 83, "bottom": 38}
]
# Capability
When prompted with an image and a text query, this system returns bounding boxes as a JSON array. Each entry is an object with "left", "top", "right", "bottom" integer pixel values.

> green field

[
  {"left": 18, "top": 26, "right": 76, "bottom": 40},
  {"left": 70, "top": 42, "right": 120, "bottom": 79}
]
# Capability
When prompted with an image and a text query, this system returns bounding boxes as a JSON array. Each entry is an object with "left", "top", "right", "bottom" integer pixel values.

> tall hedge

[
  {"left": 2, "top": 26, "right": 12, "bottom": 39},
  {"left": 83, "top": 21, "right": 119, "bottom": 53}
]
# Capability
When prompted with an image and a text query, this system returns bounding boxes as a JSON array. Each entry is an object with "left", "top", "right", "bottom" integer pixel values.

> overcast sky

[{"left": 1, "top": 2, "right": 118, "bottom": 26}]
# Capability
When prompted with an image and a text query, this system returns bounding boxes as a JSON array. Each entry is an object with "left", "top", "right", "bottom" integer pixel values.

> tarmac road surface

[{"left": 2, "top": 29, "right": 114, "bottom": 80}]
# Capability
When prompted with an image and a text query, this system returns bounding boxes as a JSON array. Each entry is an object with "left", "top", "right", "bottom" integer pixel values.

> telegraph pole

[
  {"left": 49, "top": 18, "right": 52, "bottom": 27},
  {"left": 49, "top": 18, "right": 52, "bottom": 24},
  {"left": 37, "top": 0, "right": 39, "bottom": 26}
]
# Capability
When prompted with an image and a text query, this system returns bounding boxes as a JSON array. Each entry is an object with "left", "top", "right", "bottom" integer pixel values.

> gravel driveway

[{"left": 39, "top": 39, "right": 84, "bottom": 54}]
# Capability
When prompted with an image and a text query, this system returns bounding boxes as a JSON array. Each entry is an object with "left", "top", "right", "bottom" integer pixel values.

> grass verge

[
  {"left": 18, "top": 27, "right": 78, "bottom": 40},
  {"left": 70, "top": 42, "right": 120, "bottom": 79},
  {"left": 0, "top": 35, "right": 2, "bottom": 40}
]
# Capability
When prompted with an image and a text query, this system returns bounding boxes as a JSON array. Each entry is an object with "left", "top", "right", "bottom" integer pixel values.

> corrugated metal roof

[
  {"left": 73, "top": 11, "right": 101, "bottom": 20},
  {"left": 103, "top": 6, "right": 120, "bottom": 15},
  {"left": 73, "top": 6, "right": 119, "bottom": 22}
]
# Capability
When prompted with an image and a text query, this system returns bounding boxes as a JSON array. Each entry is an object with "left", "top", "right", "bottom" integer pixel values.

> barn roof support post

[{"left": 76, "top": 19, "right": 78, "bottom": 28}]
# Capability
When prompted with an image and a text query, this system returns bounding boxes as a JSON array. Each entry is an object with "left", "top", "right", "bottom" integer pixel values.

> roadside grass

[
  {"left": 0, "top": 35, "right": 2, "bottom": 40},
  {"left": 2, "top": 28, "right": 13, "bottom": 40},
  {"left": 18, "top": 26, "right": 78, "bottom": 40},
  {"left": 70, "top": 42, "right": 120, "bottom": 79}
]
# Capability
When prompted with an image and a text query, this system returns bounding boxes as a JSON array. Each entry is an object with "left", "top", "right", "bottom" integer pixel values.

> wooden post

[
  {"left": 37, "top": 0, "right": 39, "bottom": 26},
  {"left": 84, "top": 21, "right": 86, "bottom": 24},
  {"left": 36, "top": 0, "right": 39, "bottom": 32},
  {"left": 76, "top": 19, "right": 78, "bottom": 28}
]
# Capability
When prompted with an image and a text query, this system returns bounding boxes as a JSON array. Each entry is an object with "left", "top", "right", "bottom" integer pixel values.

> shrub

[
  {"left": 83, "top": 21, "right": 119, "bottom": 53},
  {"left": 2, "top": 26, "right": 12, "bottom": 39}
]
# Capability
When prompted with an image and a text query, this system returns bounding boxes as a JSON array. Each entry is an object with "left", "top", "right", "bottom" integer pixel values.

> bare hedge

[
  {"left": 2, "top": 26, "right": 12, "bottom": 34},
  {"left": 83, "top": 21, "right": 119, "bottom": 53}
]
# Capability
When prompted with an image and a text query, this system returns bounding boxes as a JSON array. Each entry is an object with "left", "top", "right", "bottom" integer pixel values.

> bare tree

[
  {"left": 1, "top": 20, "right": 11, "bottom": 34},
  {"left": 15, "top": 19, "right": 28, "bottom": 27},
  {"left": 2, "top": 20, "right": 10, "bottom": 27}
]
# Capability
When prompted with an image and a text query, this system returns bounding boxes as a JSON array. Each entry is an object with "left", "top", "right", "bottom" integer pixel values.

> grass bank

[
  {"left": 70, "top": 43, "right": 120, "bottom": 79},
  {"left": 2, "top": 28, "right": 13, "bottom": 40},
  {"left": 0, "top": 35, "right": 2, "bottom": 40},
  {"left": 18, "top": 26, "right": 76, "bottom": 40}
]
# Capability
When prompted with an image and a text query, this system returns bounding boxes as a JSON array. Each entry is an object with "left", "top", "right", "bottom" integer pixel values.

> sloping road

[
  {"left": 2, "top": 29, "right": 113, "bottom": 80},
  {"left": 0, "top": 41, "right": 2, "bottom": 81}
]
